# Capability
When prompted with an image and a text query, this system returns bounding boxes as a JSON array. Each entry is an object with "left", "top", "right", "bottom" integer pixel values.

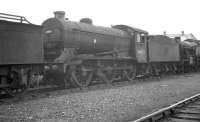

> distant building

[{"left": 164, "top": 31, "right": 197, "bottom": 41}]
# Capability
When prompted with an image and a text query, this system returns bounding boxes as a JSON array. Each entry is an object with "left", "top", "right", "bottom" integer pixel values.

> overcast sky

[{"left": 1, "top": 0, "right": 200, "bottom": 39}]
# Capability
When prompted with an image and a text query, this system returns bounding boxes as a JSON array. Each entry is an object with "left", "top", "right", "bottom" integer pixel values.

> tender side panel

[
  {"left": 148, "top": 35, "right": 180, "bottom": 62},
  {"left": 0, "top": 21, "right": 43, "bottom": 64}
]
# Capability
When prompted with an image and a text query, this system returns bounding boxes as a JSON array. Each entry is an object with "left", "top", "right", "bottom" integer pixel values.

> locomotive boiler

[{"left": 42, "top": 11, "right": 132, "bottom": 62}]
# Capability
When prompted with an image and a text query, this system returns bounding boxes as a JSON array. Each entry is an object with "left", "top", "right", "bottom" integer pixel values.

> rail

[
  {"left": 131, "top": 93, "right": 200, "bottom": 122},
  {"left": 0, "top": 13, "right": 32, "bottom": 24}
]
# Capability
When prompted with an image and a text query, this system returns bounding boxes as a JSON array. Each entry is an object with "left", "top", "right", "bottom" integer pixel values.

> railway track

[
  {"left": 0, "top": 73, "right": 195, "bottom": 103},
  {"left": 132, "top": 93, "right": 200, "bottom": 122}
]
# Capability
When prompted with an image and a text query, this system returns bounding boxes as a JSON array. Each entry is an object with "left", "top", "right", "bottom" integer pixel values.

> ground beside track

[{"left": 0, "top": 73, "right": 200, "bottom": 122}]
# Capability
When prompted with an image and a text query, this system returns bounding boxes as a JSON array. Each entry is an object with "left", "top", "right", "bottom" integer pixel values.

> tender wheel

[
  {"left": 70, "top": 65, "right": 93, "bottom": 88},
  {"left": 7, "top": 71, "right": 20, "bottom": 89}
]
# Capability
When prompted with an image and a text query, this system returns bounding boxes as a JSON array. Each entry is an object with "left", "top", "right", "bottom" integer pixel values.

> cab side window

[
  {"left": 136, "top": 33, "right": 141, "bottom": 43},
  {"left": 136, "top": 33, "right": 146, "bottom": 43}
]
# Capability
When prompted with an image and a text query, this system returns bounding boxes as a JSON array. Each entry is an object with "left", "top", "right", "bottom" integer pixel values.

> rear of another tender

[
  {"left": 0, "top": 13, "right": 44, "bottom": 93},
  {"left": 147, "top": 35, "right": 181, "bottom": 74}
]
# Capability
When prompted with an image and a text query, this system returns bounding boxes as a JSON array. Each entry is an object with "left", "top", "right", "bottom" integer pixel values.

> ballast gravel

[{"left": 0, "top": 74, "right": 200, "bottom": 122}]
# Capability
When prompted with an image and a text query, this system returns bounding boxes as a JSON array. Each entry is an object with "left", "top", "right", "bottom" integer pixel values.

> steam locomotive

[{"left": 0, "top": 11, "right": 199, "bottom": 93}]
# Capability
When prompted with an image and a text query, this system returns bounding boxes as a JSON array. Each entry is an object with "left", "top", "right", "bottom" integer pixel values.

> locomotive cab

[
  {"left": 135, "top": 33, "right": 148, "bottom": 63},
  {"left": 112, "top": 25, "right": 148, "bottom": 63}
]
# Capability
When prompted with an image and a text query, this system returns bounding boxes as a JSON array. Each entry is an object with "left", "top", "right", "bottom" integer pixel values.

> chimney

[
  {"left": 54, "top": 11, "right": 65, "bottom": 20},
  {"left": 163, "top": 31, "right": 166, "bottom": 35},
  {"left": 181, "top": 31, "right": 184, "bottom": 36}
]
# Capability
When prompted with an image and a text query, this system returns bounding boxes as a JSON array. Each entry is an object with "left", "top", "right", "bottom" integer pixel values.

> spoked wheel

[
  {"left": 70, "top": 65, "right": 93, "bottom": 88},
  {"left": 123, "top": 65, "right": 136, "bottom": 81},
  {"left": 95, "top": 66, "right": 119, "bottom": 85},
  {"left": 104, "top": 67, "right": 121, "bottom": 84}
]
